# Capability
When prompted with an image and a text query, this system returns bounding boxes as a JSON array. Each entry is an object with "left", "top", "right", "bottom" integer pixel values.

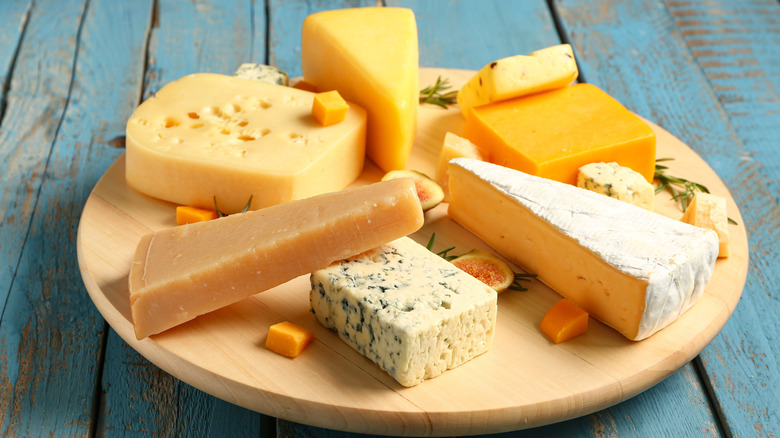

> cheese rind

[
  {"left": 577, "top": 162, "right": 655, "bottom": 210},
  {"left": 129, "top": 178, "right": 424, "bottom": 340},
  {"left": 125, "top": 73, "right": 366, "bottom": 214},
  {"left": 457, "top": 44, "right": 578, "bottom": 116},
  {"left": 310, "top": 237, "right": 497, "bottom": 387},
  {"left": 301, "top": 7, "right": 419, "bottom": 172},
  {"left": 463, "top": 83, "right": 656, "bottom": 185},
  {"left": 448, "top": 158, "right": 718, "bottom": 341}
]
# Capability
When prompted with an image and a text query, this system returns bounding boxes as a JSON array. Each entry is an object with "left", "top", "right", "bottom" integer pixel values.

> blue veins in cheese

[
  {"left": 234, "top": 63, "right": 289, "bottom": 85},
  {"left": 577, "top": 162, "right": 655, "bottom": 210},
  {"left": 447, "top": 158, "right": 719, "bottom": 341},
  {"left": 309, "top": 236, "right": 498, "bottom": 387}
]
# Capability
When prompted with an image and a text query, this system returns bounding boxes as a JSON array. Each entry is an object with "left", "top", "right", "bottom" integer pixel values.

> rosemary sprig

[
  {"left": 419, "top": 76, "right": 458, "bottom": 108},
  {"left": 654, "top": 158, "right": 737, "bottom": 225},
  {"left": 214, "top": 194, "right": 254, "bottom": 217},
  {"left": 425, "top": 232, "right": 458, "bottom": 260},
  {"left": 510, "top": 273, "right": 537, "bottom": 291}
]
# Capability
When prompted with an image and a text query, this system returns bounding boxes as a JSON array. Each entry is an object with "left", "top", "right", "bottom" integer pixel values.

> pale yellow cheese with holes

[
  {"left": 448, "top": 158, "right": 718, "bottom": 341},
  {"left": 129, "top": 178, "right": 424, "bottom": 339},
  {"left": 457, "top": 44, "right": 578, "bottom": 116},
  {"left": 125, "top": 73, "right": 366, "bottom": 214},
  {"left": 301, "top": 7, "right": 418, "bottom": 172},
  {"left": 680, "top": 193, "right": 730, "bottom": 258}
]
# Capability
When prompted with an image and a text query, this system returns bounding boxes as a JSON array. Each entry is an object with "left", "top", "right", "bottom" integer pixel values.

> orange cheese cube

[
  {"left": 265, "top": 321, "right": 315, "bottom": 358},
  {"left": 463, "top": 83, "right": 656, "bottom": 185},
  {"left": 312, "top": 90, "right": 349, "bottom": 126},
  {"left": 540, "top": 299, "right": 589, "bottom": 344},
  {"left": 175, "top": 205, "right": 219, "bottom": 225}
]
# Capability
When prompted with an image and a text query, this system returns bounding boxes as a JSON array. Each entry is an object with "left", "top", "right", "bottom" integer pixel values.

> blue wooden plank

[
  {"left": 0, "top": 0, "right": 31, "bottom": 115},
  {"left": 553, "top": 0, "right": 780, "bottom": 436},
  {"left": 95, "top": 1, "right": 273, "bottom": 436},
  {"left": 267, "top": 0, "right": 377, "bottom": 78}
]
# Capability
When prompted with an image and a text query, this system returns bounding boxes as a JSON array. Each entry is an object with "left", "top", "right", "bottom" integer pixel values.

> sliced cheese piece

[
  {"left": 457, "top": 44, "right": 578, "bottom": 116},
  {"left": 463, "top": 83, "right": 656, "bottom": 186},
  {"left": 448, "top": 158, "right": 719, "bottom": 341},
  {"left": 435, "top": 132, "right": 486, "bottom": 201},
  {"left": 680, "top": 192, "right": 730, "bottom": 258},
  {"left": 129, "top": 178, "right": 424, "bottom": 340},
  {"left": 578, "top": 162, "right": 655, "bottom": 210},
  {"left": 125, "top": 73, "right": 366, "bottom": 214},
  {"left": 310, "top": 236, "right": 497, "bottom": 387},
  {"left": 301, "top": 7, "right": 419, "bottom": 172},
  {"left": 234, "top": 63, "right": 289, "bottom": 85}
]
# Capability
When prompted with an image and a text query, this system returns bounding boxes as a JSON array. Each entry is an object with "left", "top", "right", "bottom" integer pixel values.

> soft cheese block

[
  {"left": 448, "top": 159, "right": 719, "bottom": 341},
  {"left": 463, "top": 83, "right": 656, "bottom": 186},
  {"left": 129, "top": 178, "right": 424, "bottom": 340},
  {"left": 578, "top": 162, "right": 655, "bottom": 210},
  {"left": 310, "top": 237, "right": 497, "bottom": 387},
  {"left": 457, "top": 44, "right": 578, "bottom": 117},
  {"left": 125, "top": 73, "right": 366, "bottom": 214},
  {"left": 301, "top": 7, "right": 419, "bottom": 172}
]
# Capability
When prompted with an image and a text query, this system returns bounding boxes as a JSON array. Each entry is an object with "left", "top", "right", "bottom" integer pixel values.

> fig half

[
  {"left": 381, "top": 170, "right": 444, "bottom": 211},
  {"left": 451, "top": 250, "right": 515, "bottom": 293}
]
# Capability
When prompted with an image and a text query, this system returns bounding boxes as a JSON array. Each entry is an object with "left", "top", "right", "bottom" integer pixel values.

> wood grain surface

[{"left": 77, "top": 68, "right": 748, "bottom": 436}]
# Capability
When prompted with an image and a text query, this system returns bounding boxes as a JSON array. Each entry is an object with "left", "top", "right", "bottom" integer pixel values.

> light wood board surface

[{"left": 76, "top": 68, "right": 749, "bottom": 436}]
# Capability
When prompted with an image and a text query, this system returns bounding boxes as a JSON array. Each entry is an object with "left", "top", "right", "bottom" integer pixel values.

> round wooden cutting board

[{"left": 76, "top": 68, "right": 748, "bottom": 436}]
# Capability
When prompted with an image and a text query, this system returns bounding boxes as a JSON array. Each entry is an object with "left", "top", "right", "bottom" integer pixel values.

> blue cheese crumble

[{"left": 309, "top": 237, "right": 497, "bottom": 387}]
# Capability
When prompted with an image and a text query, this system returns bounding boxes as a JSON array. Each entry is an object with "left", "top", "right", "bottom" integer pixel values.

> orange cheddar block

[
  {"left": 292, "top": 79, "right": 318, "bottom": 92},
  {"left": 175, "top": 205, "right": 219, "bottom": 225},
  {"left": 129, "top": 178, "right": 424, "bottom": 339},
  {"left": 312, "top": 90, "right": 349, "bottom": 126},
  {"left": 265, "top": 321, "right": 315, "bottom": 358},
  {"left": 540, "top": 299, "right": 589, "bottom": 344},
  {"left": 463, "top": 83, "right": 656, "bottom": 186}
]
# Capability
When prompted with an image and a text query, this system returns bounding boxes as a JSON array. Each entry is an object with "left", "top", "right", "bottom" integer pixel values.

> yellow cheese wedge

[
  {"left": 463, "top": 83, "right": 656, "bottom": 186},
  {"left": 457, "top": 44, "right": 578, "bottom": 117},
  {"left": 301, "top": 7, "right": 419, "bottom": 172},
  {"left": 680, "top": 192, "right": 730, "bottom": 257},
  {"left": 435, "top": 132, "right": 487, "bottom": 201},
  {"left": 125, "top": 73, "right": 366, "bottom": 214},
  {"left": 129, "top": 178, "right": 424, "bottom": 339}
]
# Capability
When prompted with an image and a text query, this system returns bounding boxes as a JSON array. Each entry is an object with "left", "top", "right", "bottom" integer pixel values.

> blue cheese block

[
  {"left": 234, "top": 63, "right": 289, "bottom": 85},
  {"left": 310, "top": 237, "right": 498, "bottom": 387},
  {"left": 577, "top": 162, "right": 655, "bottom": 210}
]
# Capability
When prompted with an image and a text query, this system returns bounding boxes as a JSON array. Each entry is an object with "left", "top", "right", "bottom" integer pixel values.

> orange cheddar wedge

[
  {"left": 129, "top": 178, "right": 424, "bottom": 339},
  {"left": 463, "top": 83, "right": 656, "bottom": 186}
]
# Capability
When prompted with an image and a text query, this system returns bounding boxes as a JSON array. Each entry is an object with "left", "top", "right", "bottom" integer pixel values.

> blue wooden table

[{"left": 0, "top": 0, "right": 777, "bottom": 436}]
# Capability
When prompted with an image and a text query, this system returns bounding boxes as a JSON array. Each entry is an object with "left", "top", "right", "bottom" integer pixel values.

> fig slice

[
  {"left": 450, "top": 250, "right": 515, "bottom": 293},
  {"left": 381, "top": 170, "right": 444, "bottom": 211}
]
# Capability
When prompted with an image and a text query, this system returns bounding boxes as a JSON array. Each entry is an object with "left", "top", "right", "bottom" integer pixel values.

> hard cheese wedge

[
  {"left": 457, "top": 44, "right": 578, "bottom": 117},
  {"left": 310, "top": 236, "right": 497, "bottom": 387},
  {"left": 463, "top": 83, "right": 656, "bottom": 186},
  {"left": 301, "top": 7, "right": 418, "bottom": 172},
  {"left": 680, "top": 192, "right": 730, "bottom": 258},
  {"left": 129, "top": 178, "right": 424, "bottom": 340},
  {"left": 126, "top": 73, "right": 366, "bottom": 214},
  {"left": 448, "top": 159, "right": 719, "bottom": 341}
]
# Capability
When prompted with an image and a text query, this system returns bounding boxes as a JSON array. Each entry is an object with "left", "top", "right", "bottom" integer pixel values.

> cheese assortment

[
  {"left": 447, "top": 158, "right": 719, "bottom": 341},
  {"left": 129, "top": 178, "right": 424, "bottom": 339},
  {"left": 463, "top": 83, "right": 656, "bottom": 186},
  {"left": 457, "top": 44, "right": 578, "bottom": 117},
  {"left": 309, "top": 237, "right": 497, "bottom": 387},
  {"left": 125, "top": 73, "right": 366, "bottom": 214},
  {"left": 577, "top": 162, "right": 655, "bottom": 210},
  {"left": 301, "top": 7, "right": 419, "bottom": 172}
]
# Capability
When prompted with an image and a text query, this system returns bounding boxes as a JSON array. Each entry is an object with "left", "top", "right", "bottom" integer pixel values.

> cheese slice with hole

[
  {"left": 301, "top": 7, "right": 418, "bottom": 172},
  {"left": 129, "top": 178, "right": 424, "bottom": 339},
  {"left": 448, "top": 158, "right": 718, "bottom": 341},
  {"left": 125, "top": 73, "right": 366, "bottom": 214}
]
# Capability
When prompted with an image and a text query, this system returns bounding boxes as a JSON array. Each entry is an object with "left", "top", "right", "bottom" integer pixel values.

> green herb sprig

[
  {"left": 654, "top": 158, "right": 737, "bottom": 224},
  {"left": 426, "top": 233, "right": 537, "bottom": 291},
  {"left": 419, "top": 76, "right": 458, "bottom": 108},
  {"left": 214, "top": 194, "right": 254, "bottom": 218}
]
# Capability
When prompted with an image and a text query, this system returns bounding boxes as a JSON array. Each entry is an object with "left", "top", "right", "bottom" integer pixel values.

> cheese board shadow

[{"left": 76, "top": 68, "right": 748, "bottom": 436}]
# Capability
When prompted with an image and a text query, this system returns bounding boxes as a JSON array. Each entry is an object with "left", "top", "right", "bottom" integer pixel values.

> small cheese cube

[
  {"left": 265, "top": 321, "right": 315, "bottom": 358},
  {"left": 577, "top": 162, "right": 655, "bottom": 210},
  {"left": 310, "top": 237, "right": 497, "bottom": 387},
  {"left": 175, "top": 205, "right": 219, "bottom": 225},
  {"left": 463, "top": 83, "right": 656, "bottom": 186},
  {"left": 435, "top": 132, "right": 486, "bottom": 200},
  {"left": 312, "top": 90, "right": 349, "bottom": 126},
  {"left": 457, "top": 44, "right": 578, "bottom": 116},
  {"left": 234, "top": 63, "right": 289, "bottom": 85},
  {"left": 540, "top": 299, "right": 589, "bottom": 344},
  {"left": 680, "top": 192, "right": 730, "bottom": 257}
]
